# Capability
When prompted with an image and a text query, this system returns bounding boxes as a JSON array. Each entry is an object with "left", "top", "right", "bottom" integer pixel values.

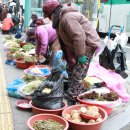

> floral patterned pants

[{"left": 67, "top": 58, "right": 91, "bottom": 101}]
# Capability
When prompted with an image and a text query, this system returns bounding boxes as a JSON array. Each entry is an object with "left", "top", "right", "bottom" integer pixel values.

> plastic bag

[
  {"left": 113, "top": 32, "right": 128, "bottom": 48},
  {"left": 7, "top": 78, "right": 26, "bottom": 99},
  {"left": 99, "top": 44, "right": 128, "bottom": 79},
  {"left": 109, "top": 44, "right": 127, "bottom": 72},
  {"left": 52, "top": 50, "right": 68, "bottom": 78},
  {"left": 32, "top": 71, "right": 64, "bottom": 109},
  {"left": 99, "top": 46, "right": 111, "bottom": 69}
]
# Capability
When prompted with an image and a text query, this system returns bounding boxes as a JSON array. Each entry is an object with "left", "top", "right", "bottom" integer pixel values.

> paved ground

[{"left": 0, "top": 33, "right": 130, "bottom": 130}]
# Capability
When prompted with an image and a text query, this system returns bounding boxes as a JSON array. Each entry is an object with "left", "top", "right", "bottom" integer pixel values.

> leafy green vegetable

[
  {"left": 12, "top": 42, "right": 20, "bottom": 48},
  {"left": 15, "top": 51, "right": 25, "bottom": 59},
  {"left": 24, "top": 55, "right": 36, "bottom": 63},
  {"left": 9, "top": 47, "right": 18, "bottom": 54},
  {"left": 22, "top": 44, "right": 35, "bottom": 52}
]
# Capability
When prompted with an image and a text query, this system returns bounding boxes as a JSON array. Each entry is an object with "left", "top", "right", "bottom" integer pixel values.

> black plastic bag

[
  {"left": 99, "top": 46, "right": 111, "bottom": 69},
  {"left": 99, "top": 44, "right": 128, "bottom": 78},
  {"left": 32, "top": 71, "right": 64, "bottom": 109},
  {"left": 109, "top": 44, "right": 127, "bottom": 71}
]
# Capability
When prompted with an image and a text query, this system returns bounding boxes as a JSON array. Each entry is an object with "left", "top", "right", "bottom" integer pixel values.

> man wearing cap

[{"left": 43, "top": 1, "right": 101, "bottom": 105}]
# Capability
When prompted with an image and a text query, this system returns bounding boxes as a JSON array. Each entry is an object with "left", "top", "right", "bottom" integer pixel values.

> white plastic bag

[
  {"left": 113, "top": 32, "right": 128, "bottom": 47},
  {"left": 104, "top": 36, "right": 114, "bottom": 50},
  {"left": 104, "top": 32, "right": 128, "bottom": 51}
]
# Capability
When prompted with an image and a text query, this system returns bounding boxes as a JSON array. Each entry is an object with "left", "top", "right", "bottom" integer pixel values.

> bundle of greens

[
  {"left": 22, "top": 44, "right": 35, "bottom": 52},
  {"left": 24, "top": 55, "right": 36, "bottom": 63},
  {"left": 15, "top": 51, "right": 25, "bottom": 59}
]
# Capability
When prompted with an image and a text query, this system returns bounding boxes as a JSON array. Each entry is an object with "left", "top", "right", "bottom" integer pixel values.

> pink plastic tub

[
  {"left": 62, "top": 104, "right": 108, "bottom": 130},
  {"left": 30, "top": 100, "right": 67, "bottom": 116},
  {"left": 27, "top": 114, "right": 69, "bottom": 130}
]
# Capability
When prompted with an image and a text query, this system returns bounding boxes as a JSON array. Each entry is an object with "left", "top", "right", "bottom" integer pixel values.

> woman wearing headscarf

[{"left": 42, "top": 1, "right": 101, "bottom": 105}]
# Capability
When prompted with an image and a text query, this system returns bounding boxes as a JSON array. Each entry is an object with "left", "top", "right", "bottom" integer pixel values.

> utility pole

[{"left": 24, "top": 0, "right": 31, "bottom": 28}]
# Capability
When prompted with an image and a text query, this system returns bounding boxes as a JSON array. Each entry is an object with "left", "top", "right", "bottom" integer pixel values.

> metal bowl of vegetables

[{"left": 27, "top": 113, "right": 69, "bottom": 130}]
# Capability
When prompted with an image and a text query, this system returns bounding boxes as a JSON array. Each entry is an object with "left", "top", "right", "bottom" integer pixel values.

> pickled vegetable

[{"left": 33, "top": 119, "right": 64, "bottom": 130}]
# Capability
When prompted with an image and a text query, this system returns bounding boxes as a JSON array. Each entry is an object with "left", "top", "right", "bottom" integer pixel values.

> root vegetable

[
  {"left": 87, "top": 119, "right": 95, "bottom": 124},
  {"left": 87, "top": 106, "right": 99, "bottom": 112},
  {"left": 96, "top": 117, "right": 103, "bottom": 122},
  {"left": 65, "top": 114, "right": 71, "bottom": 120},
  {"left": 80, "top": 107, "right": 87, "bottom": 113},
  {"left": 86, "top": 110, "right": 100, "bottom": 118},
  {"left": 71, "top": 110, "right": 78, "bottom": 116},
  {"left": 72, "top": 118, "right": 81, "bottom": 123}
]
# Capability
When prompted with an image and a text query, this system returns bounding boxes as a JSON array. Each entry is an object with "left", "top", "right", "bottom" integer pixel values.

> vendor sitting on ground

[{"left": 1, "top": 13, "right": 14, "bottom": 34}]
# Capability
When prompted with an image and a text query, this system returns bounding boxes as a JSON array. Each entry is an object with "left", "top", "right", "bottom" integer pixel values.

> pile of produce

[
  {"left": 9, "top": 47, "right": 19, "bottom": 54},
  {"left": 21, "top": 80, "right": 42, "bottom": 95},
  {"left": 65, "top": 106, "right": 102, "bottom": 124},
  {"left": 33, "top": 119, "right": 64, "bottom": 130},
  {"left": 11, "top": 42, "right": 20, "bottom": 48},
  {"left": 79, "top": 91, "right": 119, "bottom": 101},
  {"left": 7, "top": 51, "right": 15, "bottom": 60},
  {"left": 24, "top": 55, "right": 36, "bottom": 63},
  {"left": 15, "top": 51, "right": 25, "bottom": 59},
  {"left": 22, "top": 44, "right": 35, "bottom": 52},
  {"left": 4, "top": 36, "right": 20, "bottom": 50},
  {"left": 5, "top": 35, "right": 13, "bottom": 40},
  {"left": 23, "top": 74, "right": 45, "bottom": 83}
]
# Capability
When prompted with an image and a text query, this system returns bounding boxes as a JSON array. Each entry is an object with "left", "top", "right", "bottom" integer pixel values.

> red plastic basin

[
  {"left": 62, "top": 104, "right": 108, "bottom": 130},
  {"left": 16, "top": 100, "right": 32, "bottom": 111},
  {"left": 27, "top": 114, "right": 69, "bottom": 130},
  {"left": 15, "top": 59, "right": 36, "bottom": 69},
  {"left": 30, "top": 100, "right": 67, "bottom": 116}
]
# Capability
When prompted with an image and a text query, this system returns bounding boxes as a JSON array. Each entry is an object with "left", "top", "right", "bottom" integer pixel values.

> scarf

[{"left": 52, "top": 6, "right": 61, "bottom": 29}]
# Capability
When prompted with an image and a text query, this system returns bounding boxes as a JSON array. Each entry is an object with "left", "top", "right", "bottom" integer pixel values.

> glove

[{"left": 78, "top": 55, "right": 88, "bottom": 64}]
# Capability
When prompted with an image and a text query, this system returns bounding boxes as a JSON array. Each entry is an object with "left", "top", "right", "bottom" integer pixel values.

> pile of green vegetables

[
  {"left": 22, "top": 44, "right": 35, "bottom": 52},
  {"left": 15, "top": 51, "right": 25, "bottom": 59},
  {"left": 33, "top": 119, "right": 64, "bottom": 130},
  {"left": 21, "top": 80, "right": 42, "bottom": 95},
  {"left": 24, "top": 55, "right": 36, "bottom": 63},
  {"left": 23, "top": 74, "right": 45, "bottom": 83}
]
